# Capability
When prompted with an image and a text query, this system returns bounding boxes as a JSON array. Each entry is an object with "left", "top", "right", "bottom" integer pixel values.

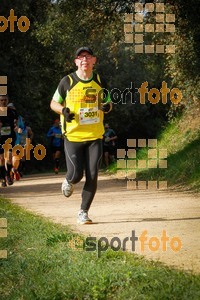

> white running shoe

[
  {"left": 61, "top": 179, "right": 74, "bottom": 197},
  {"left": 77, "top": 210, "right": 93, "bottom": 225}
]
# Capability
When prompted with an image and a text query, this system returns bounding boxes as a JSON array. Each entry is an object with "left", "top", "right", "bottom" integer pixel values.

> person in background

[
  {"left": 50, "top": 46, "right": 112, "bottom": 224},
  {"left": 103, "top": 123, "right": 117, "bottom": 168},
  {"left": 0, "top": 96, "right": 18, "bottom": 186},
  {"left": 17, "top": 116, "right": 34, "bottom": 177},
  {"left": 47, "top": 119, "right": 63, "bottom": 174},
  {"left": 7, "top": 103, "right": 34, "bottom": 179}
]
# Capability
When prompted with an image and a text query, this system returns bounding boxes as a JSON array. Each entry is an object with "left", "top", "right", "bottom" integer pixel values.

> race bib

[
  {"left": 1, "top": 126, "right": 11, "bottom": 136},
  {"left": 79, "top": 107, "right": 100, "bottom": 125}
]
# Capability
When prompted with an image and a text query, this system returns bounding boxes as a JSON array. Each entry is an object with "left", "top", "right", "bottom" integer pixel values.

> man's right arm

[
  {"left": 50, "top": 100, "right": 63, "bottom": 115},
  {"left": 50, "top": 76, "right": 75, "bottom": 123},
  {"left": 50, "top": 76, "right": 70, "bottom": 114}
]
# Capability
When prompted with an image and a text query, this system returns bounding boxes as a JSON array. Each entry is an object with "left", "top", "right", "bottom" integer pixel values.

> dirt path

[{"left": 1, "top": 173, "right": 200, "bottom": 274}]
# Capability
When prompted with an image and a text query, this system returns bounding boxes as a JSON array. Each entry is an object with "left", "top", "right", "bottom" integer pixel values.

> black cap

[{"left": 75, "top": 47, "right": 94, "bottom": 57}]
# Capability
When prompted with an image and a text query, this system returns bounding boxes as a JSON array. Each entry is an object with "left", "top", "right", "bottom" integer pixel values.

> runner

[
  {"left": 103, "top": 123, "right": 118, "bottom": 168},
  {"left": 50, "top": 46, "right": 112, "bottom": 224},
  {"left": 7, "top": 103, "right": 23, "bottom": 180},
  {"left": 7, "top": 104, "right": 34, "bottom": 179},
  {"left": 47, "top": 119, "right": 63, "bottom": 174},
  {"left": 0, "top": 95, "right": 18, "bottom": 187},
  {"left": 15, "top": 116, "right": 34, "bottom": 177}
]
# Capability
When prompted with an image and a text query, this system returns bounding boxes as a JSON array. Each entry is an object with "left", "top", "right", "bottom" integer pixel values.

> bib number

[
  {"left": 1, "top": 126, "right": 11, "bottom": 136},
  {"left": 79, "top": 107, "right": 100, "bottom": 125}
]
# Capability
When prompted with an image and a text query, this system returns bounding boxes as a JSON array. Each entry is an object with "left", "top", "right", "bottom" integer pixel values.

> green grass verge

[
  {"left": 135, "top": 120, "right": 200, "bottom": 191},
  {"left": 107, "top": 115, "right": 200, "bottom": 192},
  {"left": 0, "top": 199, "right": 200, "bottom": 300}
]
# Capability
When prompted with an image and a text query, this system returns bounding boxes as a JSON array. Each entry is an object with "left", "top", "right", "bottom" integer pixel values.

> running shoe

[
  {"left": 61, "top": 179, "right": 74, "bottom": 197},
  {"left": 1, "top": 180, "right": 7, "bottom": 187},
  {"left": 77, "top": 210, "right": 93, "bottom": 225},
  {"left": 6, "top": 175, "right": 13, "bottom": 186}
]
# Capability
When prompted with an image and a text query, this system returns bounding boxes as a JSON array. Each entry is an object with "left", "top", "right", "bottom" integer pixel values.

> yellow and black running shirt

[{"left": 53, "top": 72, "right": 111, "bottom": 142}]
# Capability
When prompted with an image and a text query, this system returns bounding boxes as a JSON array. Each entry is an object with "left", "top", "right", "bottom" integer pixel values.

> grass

[
  {"left": 108, "top": 108, "right": 200, "bottom": 192},
  {"left": 135, "top": 122, "right": 200, "bottom": 191},
  {"left": 0, "top": 198, "right": 200, "bottom": 300}
]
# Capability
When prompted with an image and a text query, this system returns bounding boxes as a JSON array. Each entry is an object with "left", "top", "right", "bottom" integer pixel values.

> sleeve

[
  {"left": 111, "top": 129, "right": 116, "bottom": 137},
  {"left": 52, "top": 76, "right": 71, "bottom": 104},
  {"left": 18, "top": 115, "right": 25, "bottom": 129},
  {"left": 47, "top": 127, "right": 53, "bottom": 137}
]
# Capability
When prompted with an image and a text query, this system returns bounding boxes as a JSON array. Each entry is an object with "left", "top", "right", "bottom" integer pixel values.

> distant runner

[
  {"left": 0, "top": 95, "right": 18, "bottom": 186},
  {"left": 50, "top": 47, "right": 112, "bottom": 224},
  {"left": 7, "top": 103, "right": 34, "bottom": 179},
  {"left": 103, "top": 123, "right": 118, "bottom": 168},
  {"left": 47, "top": 119, "right": 63, "bottom": 174}
]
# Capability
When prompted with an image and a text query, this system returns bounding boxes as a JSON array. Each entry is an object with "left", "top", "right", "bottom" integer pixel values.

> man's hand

[
  {"left": 101, "top": 102, "right": 112, "bottom": 113},
  {"left": 105, "top": 137, "right": 110, "bottom": 142},
  {"left": 62, "top": 107, "right": 75, "bottom": 123}
]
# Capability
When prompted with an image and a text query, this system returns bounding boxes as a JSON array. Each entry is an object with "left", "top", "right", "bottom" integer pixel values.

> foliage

[
  {"left": 111, "top": 101, "right": 200, "bottom": 191},
  {"left": 0, "top": 0, "right": 199, "bottom": 169},
  {"left": 0, "top": 0, "right": 56, "bottom": 148},
  {"left": 164, "top": 0, "right": 200, "bottom": 113}
]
